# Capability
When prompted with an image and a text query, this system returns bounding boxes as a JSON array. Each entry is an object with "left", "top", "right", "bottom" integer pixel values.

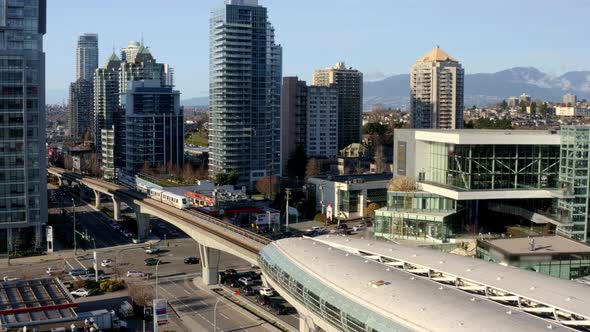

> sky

[{"left": 46, "top": 0, "right": 590, "bottom": 103}]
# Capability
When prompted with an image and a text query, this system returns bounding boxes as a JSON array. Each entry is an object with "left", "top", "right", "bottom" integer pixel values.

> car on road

[
  {"left": 144, "top": 258, "right": 160, "bottom": 266},
  {"left": 242, "top": 271, "right": 260, "bottom": 279},
  {"left": 238, "top": 277, "right": 253, "bottom": 286},
  {"left": 225, "top": 268, "right": 238, "bottom": 276},
  {"left": 353, "top": 224, "right": 366, "bottom": 232},
  {"left": 101, "top": 259, "right": 113, "bottom": 268},
  {"left": 184, "top": 257, "right": 200, "bottom": 265},
  {"left": 145, "top": 246, "right": 161, "bottom": 254},
  {"left": 45, "top": 267, "right": 62, "bottom": 275},
  {"left": 121, "top": 231, "right": 133, "bottom": 238},
  {"left": 70, "top": 288, "right": 90, "bottom": 297},
  {"left": 259, "top": 287, "right": 274, "bottom": 296},
  {"left": 126, "top": 270, "right": 147, "bottom": 278},
  {"left": 270, "top": 303, "right": 287, "bottom": 315},
  {"left": 85, "top": 273, "right": 108, "bottom": 281},
  {"left": 69, "top": 269, "right": 87, "bottom": 276},
  {"left": 256, "top": 295, "right": 271, "bottom": 306}
]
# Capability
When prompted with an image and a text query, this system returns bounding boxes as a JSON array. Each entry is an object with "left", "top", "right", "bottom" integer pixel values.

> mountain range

[
  {"left": 176, "top": 67, "right": 590, "bottom": 109},
  {"left": 364, "top": 67, "right": 590, "bottom": 109}
]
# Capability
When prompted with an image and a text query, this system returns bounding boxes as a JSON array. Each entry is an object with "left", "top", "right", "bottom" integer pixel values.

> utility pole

[{"left": 285, "top": 188, "right": 291, "bottom": 231}]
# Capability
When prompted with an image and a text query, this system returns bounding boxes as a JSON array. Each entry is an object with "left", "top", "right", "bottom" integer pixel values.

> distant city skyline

[{"left": 46, "top": 0, "right": 590, "bottom": 103}]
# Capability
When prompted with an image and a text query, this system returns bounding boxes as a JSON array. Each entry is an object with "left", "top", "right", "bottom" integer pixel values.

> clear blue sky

[{"left": 46, "top": 0, "right": 590, "bottom": 103}]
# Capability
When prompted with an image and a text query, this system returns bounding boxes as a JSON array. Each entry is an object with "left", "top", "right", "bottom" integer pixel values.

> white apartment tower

[
  {"left": 306, "top": 86, "right": 339, "bottom": 158},
  {"left": 410, "top": 47, "right": 464, "bottom": 129}
]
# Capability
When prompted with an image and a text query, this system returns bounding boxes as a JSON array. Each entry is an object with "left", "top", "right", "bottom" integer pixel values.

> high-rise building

[
  {"left": 76, "top": 33, "right": 98, "bottom": 82},
  {"left": 313, "top": 62, "right": 362, "bottom": 149},
  {"left": 123, "top": 80, "right": 183, "bottom": 174},
  {"left": 281, "top": 77, "right": 339, "bottom": 171},
  {"left": 281, "top": 77, "right": 307, "bottom": 174},
  {"left": 94, "top": 52, "right": 121, "bottom": 149},
  {"left": 209, "top": 0, "right": 282, "bottom": 187},
  {"left": 164, "top": 63, "right": 175, "bottom": 87},
  {"left": 563, "top": 93, "right": 577, "bottom": 106},
  {"left": 68, "top": 79, "right": 93, "bottom": 140},
  {"left": 121, "top": 40, "right": 141, "bottom": 63},
  {"left": 306, "top": 85, "right": 339, "bottom": 158},
  {"left": 410, "top": 47, "right": 464, "bottom": 129},
  {"left": 0, "top": 0, "right": 47, "bottom": 254}
]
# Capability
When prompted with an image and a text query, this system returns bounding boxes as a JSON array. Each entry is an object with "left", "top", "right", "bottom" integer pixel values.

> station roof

[
  {"left": 314, "top": 235, "right": 590, "bottom": 324},
  {"left": 398, "top": 128, "right": 562, "bottom": 145},
  {"left": 269, "top": 237, "right": 581, "bottom": 332},
  {"left": 0, "top": 278, "right": 78, "bottom": 329},
  {"left": 483, "top": 236, "right": 590, "bottom": 256}
]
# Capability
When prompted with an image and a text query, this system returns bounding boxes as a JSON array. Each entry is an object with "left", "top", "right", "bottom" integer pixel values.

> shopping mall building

[{"left": 375, "top": 127, "right": 590, "bottom": 243}]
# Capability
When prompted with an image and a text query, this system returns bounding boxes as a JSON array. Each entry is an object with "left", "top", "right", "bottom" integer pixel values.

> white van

[{"left": 126, "top": 270, "right": 147, "bottom": 278}]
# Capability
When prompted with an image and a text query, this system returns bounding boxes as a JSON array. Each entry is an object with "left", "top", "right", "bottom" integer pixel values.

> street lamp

[
  {"left": 267, "top": 211, "right": 271, "bottom": 233},
  {"left": 155, "top": 258, "right": 162, "bottom": 300}
]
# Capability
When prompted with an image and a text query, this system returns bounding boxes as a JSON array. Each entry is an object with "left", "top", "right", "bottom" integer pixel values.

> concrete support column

[
  {"left": 113, "top": 197, "right": 121, "bottom": 221},
  {"left": 6, "top": 228, "right": 12, "bottom": 254},
  {"left": 57, "top": 177, "right": 63, "bottom": 186},
  {"left": 360, "top": 189, "right": 367, "bottom": 218},
  {"left": 94, "top": 190, "right": 101, "bottom": 209},
  {"left": 299, "top": 314, "right": 317, "bottom": 332},
  {"left": 136, "top": 212, "right": 150, "bottom": 240},
  {"left": 198, "top": 243, "right": 221, "bottom": 285}
]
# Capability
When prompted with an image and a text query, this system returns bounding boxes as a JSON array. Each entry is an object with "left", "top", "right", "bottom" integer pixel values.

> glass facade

[
  {"left": 0, "top": 0, "right": 46, "bottom": 253},
  {"left": 209, "top": 1, "right": 282, "bottom": 188},
  {"left": 375, "top": 192, "right": 463, "bottom": 242},
  {"left": 426, "top": 142, "right": 560, "bottom": 191},
  {"left": 557, "top": 127, "right": 590, "bottom": 241},
  {"left": 259, "top": 245, "right": 411, "bottom": 332}
]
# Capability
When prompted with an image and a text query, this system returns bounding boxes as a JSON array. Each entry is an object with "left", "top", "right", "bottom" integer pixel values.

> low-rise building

[
  {"left": 555, "top": 106, "right": 588, "bottom": 117},
  {"left": 307, "top": 173, "right": 391, "bottom": 220},
  {"left": 477, "top": 236, "right": 590, "bottom": 280}
]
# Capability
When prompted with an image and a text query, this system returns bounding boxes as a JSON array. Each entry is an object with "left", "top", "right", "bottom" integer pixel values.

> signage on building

[{"left": 397, "top": 141, "right": 407, "bottom": 176}]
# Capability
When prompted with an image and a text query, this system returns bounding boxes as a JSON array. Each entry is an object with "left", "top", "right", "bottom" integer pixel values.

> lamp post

[
  {"left": 267, "top": 211, "right": 271, "bottom": 233},
  {"left": 155, "top": 258, "right": 162, "bottom": 300},
  {"left": 72, "top": 198, "right": 77, "bottom": 256}
]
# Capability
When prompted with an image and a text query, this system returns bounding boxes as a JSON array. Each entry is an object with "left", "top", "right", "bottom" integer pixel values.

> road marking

[
  {"left": 200, "top": 300, "right": 208, "bottom": 306},
  {"left": 64, "top": 259, "right": 75, "bottom": 270},
  {"left": 220, "top": 313, "right": 230, "bottom": 320},
  {"left": 74, "top": 257, "right": 87, "bottom": 269},
  {"left": 184, "top": 289, "right": 191, "bottom": 295}
]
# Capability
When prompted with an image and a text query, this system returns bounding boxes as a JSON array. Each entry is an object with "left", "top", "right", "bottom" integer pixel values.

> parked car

[
  {"left": 238, "top": 277, "right": 253, "bottom": 286},
  {"left": 126, "top": 270, "right": 147, "bottom": 278},
  {"left": 70, "top": 288, "right": 90, "bottom": 297},
  {"left": 45, "top": 267, "right": 62, "bottom": 275},
  {"left": 144, "top": 258, "right": 160, "bottom": 266},
  {"left": 243, "top": 271, "right": 260, "bottom": 279},
  {"left": 69, "top": 269, "right": 86, "bottom": 276},
  {"left": 85, "top": 268, "right": 104, "bottom": 275},
  {"left": 259, "top": 287, "right": 274, "bottom": 296},
  {"left": 2, "top": 276, "right": 19, "bottom": 282},
  {"left": 365, "top": 220, "right": 373, "bottom": 227},
  {"left": 270, "top": 303, "right": 287, "bottom": 315},
  {"left": 256, "top": 295, "right": 271, "bottom": 306},
  {"left": 85, "top": 273, "right": 108, "bottom": 281},
  {"left": 101, "top": 259, "right": 113, "bottom": 268},
  {"left": 240, "top": 285, "right": 256, "bottom": 296},
  {"left": 225, "top": 268, "right": 238, "bottom": 276},
  {"left": 337, "top": 224, "right": 349, "bottom": 229},
  {"left": 353, "top": 224, "right": 366, "bottom": 232},
  {"left": 145, "top": 246, "right": 161, "bottom": 254},
  {"left": 184, "top": 257, "right": 200, "bottom": 265}
]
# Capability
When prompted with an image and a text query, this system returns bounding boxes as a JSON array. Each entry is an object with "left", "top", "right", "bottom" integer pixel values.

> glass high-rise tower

[
  {"left": 0, "top": 0, "right": 47, "bottom": 254},
  {"left": 76, "top": 33, "right": 98, "bottom": 82},
  {"left": 209, "top": 0, "right": 282, "bottom": 188}
]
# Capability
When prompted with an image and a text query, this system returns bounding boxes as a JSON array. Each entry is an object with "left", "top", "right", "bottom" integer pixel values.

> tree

[
  {"left": 389, "top": 176, "right": 416, "bottom": 191},
  {"left": 228, "top": 169, "right": 239, "bottom": 186},
  {"left": 365, "top": 202, "right": 381, "bottom": 218},
  {"left": 140, "top": 161, "right": 153, "bottom": 175},
  {"left": 215, "top": 172, "right": 229, "bottom": 186},
  {"left": 374, "top": 144, "right": 387, "bottom": 173},
  {"left": 530, "top": 101, "right": 537, "bottom": 115},
  {"left": 286, "top": 145, "right": 307, "bottom": 178},
  {"left": 363, "top": 122, "right": 388, "bottom": 136},
  {"left": 500, "top": 99, "right": 508, "bottom": 110},
  {"left": 155, "top": 162, "right": 166, "bottom": 175},
  {"left": 255, "top": 176, "right": 279, "bottom": 199},
  {"left": 63, "top": 155, "right": 73, "bottom": 170},
  {"left": 127, "top": 281, "right": 153, "bottom": 306},
  {"left": 81, "top": 129, "right": 93, "bottom": 143},
  {"left": 519, "top": 100, "right": 528, "bottom": 114},
  {"left": 474, "top": 118, "right": 512, "bottom": 130},
  {"left": 305, "top": 158, "right": 320, "bottom": 177},
  {"left": 86, "top": 153, "right": 102, "bottom": 177}
]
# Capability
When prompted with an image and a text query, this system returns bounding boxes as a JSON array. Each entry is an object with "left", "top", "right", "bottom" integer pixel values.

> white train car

[
  {"left": 161, "top": 191, "right": 189, "bottom": 209},
  {"left": 149, "top": 188, "right": 165, "bottom": 201}
]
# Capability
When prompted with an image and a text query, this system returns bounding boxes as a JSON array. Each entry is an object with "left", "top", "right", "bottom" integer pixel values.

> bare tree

[
  {"left": 255, "top": 176, "right": 279, "bottom": 199},
  {"left": 127, "top": 281, "right": 154, "bottom": 306},
  {"left": 388, "top": 176, "right": 416, "bottom": 191},
  {"left": 156, "top": 162, "right": 166, "bottom": 176},
  {"left": 305, "top": 158, "right": 320, "bottom": 177},
  {"left": 63, "top": 155, "right": 73, "bottom": 170},
  {"left": 374, "top": 144, "right": 387, "bottom": 173}
]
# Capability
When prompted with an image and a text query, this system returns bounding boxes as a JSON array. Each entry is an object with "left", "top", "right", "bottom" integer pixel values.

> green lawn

[{"left": 185, "top": 130, "right": 208, "bottom": 147}]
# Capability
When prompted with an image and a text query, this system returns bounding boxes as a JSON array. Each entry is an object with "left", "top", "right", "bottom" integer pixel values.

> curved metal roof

[{"left": 269, "top": 237, "right": 578, "bottom": 332}]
